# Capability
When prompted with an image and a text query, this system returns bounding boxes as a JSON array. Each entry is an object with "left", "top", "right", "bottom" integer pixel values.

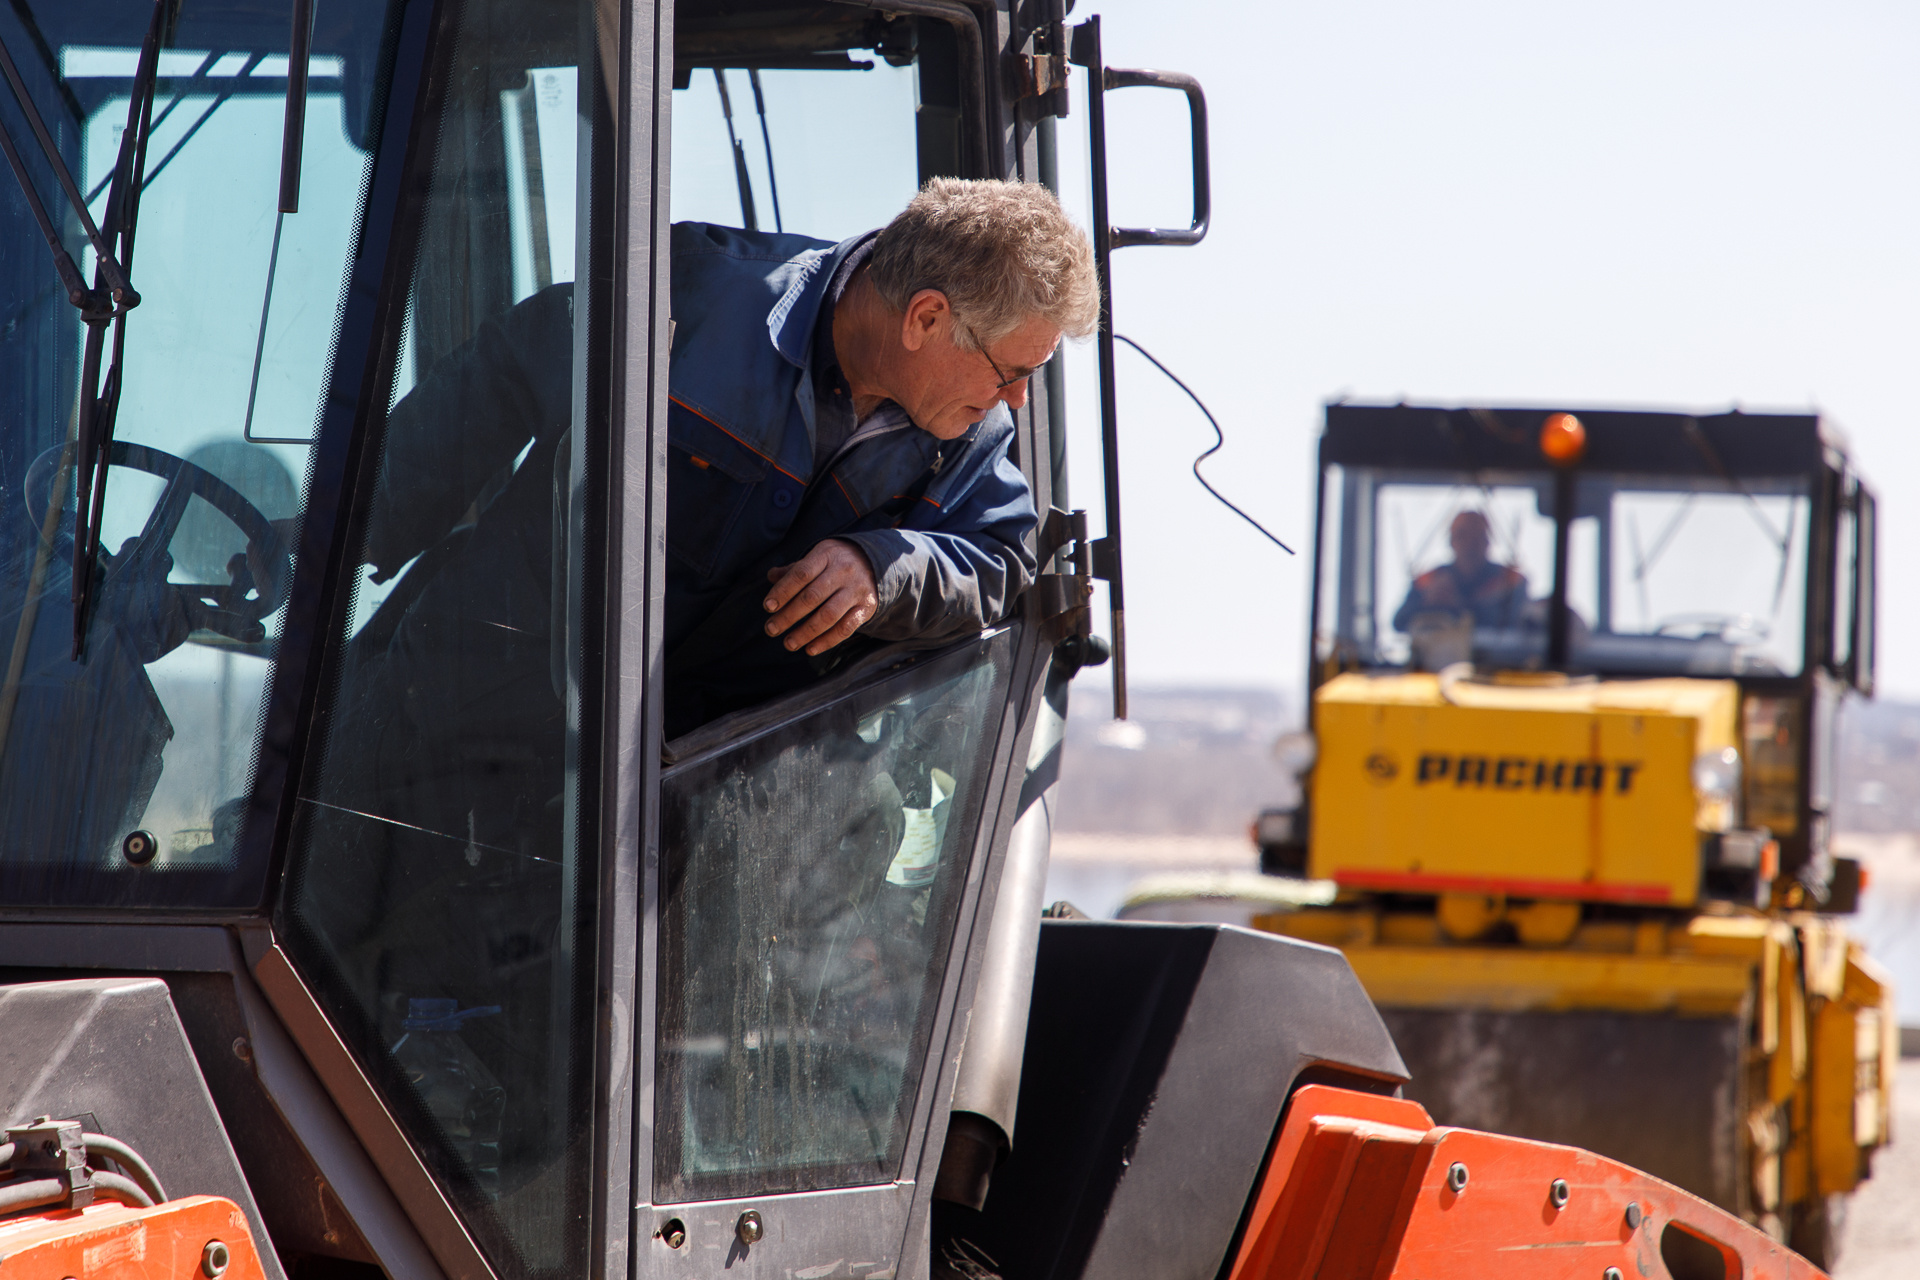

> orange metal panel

[
  {"left": 1228, "top": 1086, "right": 1435, "bottom": 1280},
  {"left": 0, "top": 1195, "right": 267, "bottom": 1279},
  {"left": 1230, "top": 1085, "right": 1826, "bottom": 1280}
]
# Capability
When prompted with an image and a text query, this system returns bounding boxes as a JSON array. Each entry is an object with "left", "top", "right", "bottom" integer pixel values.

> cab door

[{"left": 634, "top": 5, "right": 1064, "bottom": 1276}]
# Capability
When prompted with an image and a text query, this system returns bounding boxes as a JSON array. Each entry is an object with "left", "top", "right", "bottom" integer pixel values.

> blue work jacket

[{"left": 665, "top": 222, "right": 1038, "bottom": 654}]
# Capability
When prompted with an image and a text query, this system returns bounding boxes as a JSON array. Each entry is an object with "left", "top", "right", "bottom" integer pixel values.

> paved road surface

[{"left": 1834, "top": 1058, "right": 1920, "bottom": 1277}]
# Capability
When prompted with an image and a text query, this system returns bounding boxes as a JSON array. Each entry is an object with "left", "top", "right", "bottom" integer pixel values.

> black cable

[{"left": 1113, "top": 334, "right": 1294, "bottom": 555}]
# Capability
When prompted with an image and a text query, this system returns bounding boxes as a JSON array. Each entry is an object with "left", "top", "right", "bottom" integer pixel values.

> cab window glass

[
  {"left": 672, "top": 63, "right": 917, "bottom": 239},
  {"left": 1570, "top": 476, "right": 1809, "bottom": 677},
  {"left": 670, "top": 11, "right": 969, "bottom": 240},
  {"left": 655, "top": 629, "right": 1013, "bottom": 1202},
  {"left": 1854, "top": 489, "right": 1876, "bottom": 690},
  {"left": 279, "top": 0, "right": 597, "bottom": 1274},
  {"left": 0, "top": 0, "right": 394, "bottom": 906},
  {"left": 1320, "top": 469, "right": 1555, "bottom": 672},
  {"left": 1833, "top": 494, "right": 1855, "bottom": 672}
]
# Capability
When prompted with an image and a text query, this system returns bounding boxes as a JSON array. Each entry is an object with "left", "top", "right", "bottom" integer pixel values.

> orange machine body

[
  {"left": 1230, "top": 1085, "right": 1825, "bottom": 1280},
  {"left": 0, "top": 1195, "right": 265, "bottom": 1280}
]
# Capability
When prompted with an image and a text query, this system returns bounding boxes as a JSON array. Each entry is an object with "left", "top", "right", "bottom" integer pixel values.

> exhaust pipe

[{"left": 933, "top": 672, "right": 1066, "bottom": 1209}]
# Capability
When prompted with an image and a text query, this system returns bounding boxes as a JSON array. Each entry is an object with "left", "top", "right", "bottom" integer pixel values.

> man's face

[
  {"left": 893, "top": 292, "right": 1061, "bottom": 440},
  {"left": 1450, "top": 517, "right": 1491, "bottom": 570}
]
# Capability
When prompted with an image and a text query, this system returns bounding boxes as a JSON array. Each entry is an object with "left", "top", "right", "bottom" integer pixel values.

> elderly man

[
  {"left": 662, "top": 179, "right": 1099, "bottom": 731},
  {"left": 1391, "top": 510, "right": 1528, "bottom": 634},
  {"left": 355, "top": 179, "right": 1094, "bottom": 740}
]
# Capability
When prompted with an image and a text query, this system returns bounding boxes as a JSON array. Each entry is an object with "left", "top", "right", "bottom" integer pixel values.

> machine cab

[
  {"left": 1301, "top": 404, "right": 1877, "bottom": 904},
  {"left": 0, "top": 0, "right": 1166, "bottom": 1276}
]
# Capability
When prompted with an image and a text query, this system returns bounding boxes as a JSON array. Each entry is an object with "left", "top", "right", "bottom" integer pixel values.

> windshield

[
  {"left": 1569, "top": 474, "right": 1809, "bottom": 677},
  {"left": 1315, "top": 466, "right": 1558, "bottom": 672},
  {"left": 1315, "top": 464, "right": 1813, "bottom": 679},
  {"left": 0, "top": 0, "right": 396, "bottom": 905}
]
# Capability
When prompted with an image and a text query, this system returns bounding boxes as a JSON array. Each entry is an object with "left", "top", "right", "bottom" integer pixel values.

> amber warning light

[{"left": 1539, "top": 412, "right": 1586, "bottom": 464}]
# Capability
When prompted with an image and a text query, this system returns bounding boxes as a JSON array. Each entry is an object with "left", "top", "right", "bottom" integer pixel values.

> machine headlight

[
  {"left": 1692, "top": 747, "right": 1741, "bottom": 801},
  {"left": 1692, "top": 748, "right": 1742, "bottom": 818},
  {"left": 1273, "top": 730, "right": 1318, "bottom": 777}
]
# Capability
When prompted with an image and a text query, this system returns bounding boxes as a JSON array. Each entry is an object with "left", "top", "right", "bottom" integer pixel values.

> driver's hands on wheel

[{"left": 763, "top": 539, "right": 878, "bottom": 656}]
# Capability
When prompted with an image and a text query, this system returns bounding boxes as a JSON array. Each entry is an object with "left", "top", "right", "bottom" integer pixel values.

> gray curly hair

[{"left": 867, "top": 177, "right": 1100, "bottom": 350}]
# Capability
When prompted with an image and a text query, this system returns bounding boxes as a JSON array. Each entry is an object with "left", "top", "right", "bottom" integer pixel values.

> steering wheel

[
  {"left": 1651, "top": 612, "right": 1769, "bottom": 644},
  {"left": 24, "top": 440, "right": 292, "bottom": 648}
]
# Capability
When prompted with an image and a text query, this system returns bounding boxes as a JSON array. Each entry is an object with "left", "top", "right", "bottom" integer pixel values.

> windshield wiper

[
  {"left": 0, "top": 32, "right": 141, "bottom": 317},
  {"left": 0, "top": 0, "right": 167, "bottom": 655},
  {"left": 746, "top": 68, "right": 783, "bottom": 232},
  {"left": 712, "top": 68, "right": 759, "bottom": 231}
]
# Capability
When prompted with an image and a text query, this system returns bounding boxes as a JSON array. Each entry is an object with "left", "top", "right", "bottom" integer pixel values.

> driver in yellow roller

[{"left": 1391, "top": 510, "right": 1528, "bottom": 633}]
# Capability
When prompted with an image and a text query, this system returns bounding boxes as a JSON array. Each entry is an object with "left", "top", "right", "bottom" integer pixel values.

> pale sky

[{"left": 1051, "top": 0, "right": 1920, "bottom": 704}]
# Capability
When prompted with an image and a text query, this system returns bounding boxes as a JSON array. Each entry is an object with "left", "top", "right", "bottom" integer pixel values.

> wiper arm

[
  {"left": 281, "top": 0, "right": 316, "bottom": 212},
  {"left": 0, "top": 0, "right": 168, "bottom": 654},
  {"left": 0, "top": 32, "right": 143, "bottom": 316},
  {"left": 71, "top": 4, "right": 171, "bottom": 656},
  {"left": 747, "top": 68, "right": 783, "bottom": 232},
  {"left": 712, "top": 68, "right": 759, "bottom": 231}
]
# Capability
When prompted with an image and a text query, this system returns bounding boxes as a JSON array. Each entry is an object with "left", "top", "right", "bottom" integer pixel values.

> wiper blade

[
  {"left": 280, "top": 0, "right": 315, "bottom": 212},
  {"left": 0, "top": 0, "right": 168, "bottom": 655},
  {"left": 0, "top": 30, "right": 144, "bottom": 317},
  {"left": 712, "top": 68, "right": 759, "bottom": 231},
  {"left": 69, "top": 2, "right": 170, "bottom": 656},
  {"left": 747, "top": 68, "right": 782, "bottom": 233}
]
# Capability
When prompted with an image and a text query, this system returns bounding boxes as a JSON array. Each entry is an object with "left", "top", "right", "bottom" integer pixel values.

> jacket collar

[{"left": 766, "top": 230, "right": 879, "bottom": 368}]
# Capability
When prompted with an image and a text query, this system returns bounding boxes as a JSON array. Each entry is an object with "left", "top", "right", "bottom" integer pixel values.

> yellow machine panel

[{"left": 1310, "top": 673, "right": 1740, "bottom": 907}]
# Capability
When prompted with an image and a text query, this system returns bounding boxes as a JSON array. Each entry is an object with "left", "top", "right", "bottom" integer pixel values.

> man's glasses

[{"left": 962, "top": 323, "right": 1051, "bottom": 392}]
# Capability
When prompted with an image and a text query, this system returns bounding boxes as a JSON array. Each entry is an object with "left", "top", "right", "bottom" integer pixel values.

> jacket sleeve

[
  {"left": 362, "top": 285, "right": 574, "bottom": 579},
  {"left": 837, "top": 438, "right": 1039, "bottom": 643}
]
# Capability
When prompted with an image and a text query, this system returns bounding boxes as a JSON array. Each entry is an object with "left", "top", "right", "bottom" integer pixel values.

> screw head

[
  {"left": 661, "top": 1218, "right": 686, "bottom": 1249},
  {"left": 1549, "top": 1178, "right": 1570, "bottom": 1209},
  {"left": 1446, "top": 1161, "right": 1469, "bottom": 1193},
  {"left": 1604, "top": 1269, "right": 1624, "bottom": 1280},
  {"left": 231, "top": 1037, "right": 252, "bottom": 1063},
  {"left": 201, "top": 1240, "right": 231, "bottom": 1278},
  {"left": 1624, "top": 1201, "right": 1643, "bottom": 1231},
  {"left": 736, "top": 1210, "right": 763, "bottom": 1245}
]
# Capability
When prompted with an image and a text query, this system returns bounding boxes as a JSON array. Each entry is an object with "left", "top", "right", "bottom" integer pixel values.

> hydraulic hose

[
  {"left": 84, "top": 1134, "right": 167, "bottom": 1204},
  {"left": 91, "top": 1171, "right": 155, "bottom": 1208},
  {"left": 0, "top": 1172, "right": 154, "bottom": 1219},
  {"left": 0, "top": 1129, "right": 165, "bottom": 1215},
  {"left": 0, "top": 1177, "right": 66, "bottom": 1217}
]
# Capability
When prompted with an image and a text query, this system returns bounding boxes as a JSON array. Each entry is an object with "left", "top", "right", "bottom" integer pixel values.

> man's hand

[{"left": 764, "top": 539, "right": 878, "bottom": 656}]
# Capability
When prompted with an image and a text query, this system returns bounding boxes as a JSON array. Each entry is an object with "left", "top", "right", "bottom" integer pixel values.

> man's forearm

[{"left": 838, "top": 527, "right": 1037, "bottom": 642}]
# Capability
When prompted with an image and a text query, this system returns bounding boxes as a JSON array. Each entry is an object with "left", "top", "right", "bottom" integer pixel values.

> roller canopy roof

[{"left": 1322, "top": 404, "right": 1836, "bottom": 478}]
